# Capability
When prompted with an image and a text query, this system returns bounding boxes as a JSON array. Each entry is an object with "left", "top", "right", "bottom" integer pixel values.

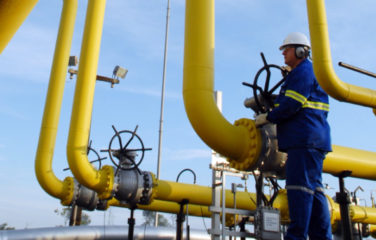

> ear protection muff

[{"left": 295, "top": 46, "right": 307, "bottom": 59}]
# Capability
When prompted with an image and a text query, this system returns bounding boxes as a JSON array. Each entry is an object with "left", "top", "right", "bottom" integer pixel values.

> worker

[{"left": 255, "top": 32, "right": 332, "bottom": 239}]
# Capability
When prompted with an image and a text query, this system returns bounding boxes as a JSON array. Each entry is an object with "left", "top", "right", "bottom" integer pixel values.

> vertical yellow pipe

[
  {"left": 306, "top": 0, "right": 376, "bottom": 108},
  {"left": 67, "top": 0, "right": 113, "bottom": 199},
  {"left": 183, "top": 0, "right": 262, "bottom": 170},
  {"left": 35, "top": 0, "right": 77, "bottom": 205},
  {"left": 0, "top": 0, "right": 38, "bottom": 53}
]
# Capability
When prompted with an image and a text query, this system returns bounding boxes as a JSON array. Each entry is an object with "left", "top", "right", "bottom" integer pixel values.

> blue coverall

[{"left": 266, "top": 58, "right": 332, "bottom": 239}]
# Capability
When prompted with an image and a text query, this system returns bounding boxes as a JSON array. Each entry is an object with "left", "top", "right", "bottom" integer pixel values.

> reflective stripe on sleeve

[{"left": 285, "top": 90, "right": 307, "bottom": 104}]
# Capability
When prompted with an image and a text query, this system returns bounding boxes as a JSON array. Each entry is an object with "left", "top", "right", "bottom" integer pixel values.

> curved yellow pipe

[
  {"left": 324, "top": 145, "right": 376, "bottom": 180},
  {"left": 34, "top": 0, "right": 77, "bottom": 205},
  {"left": 66, "top": 0, "right": 113, "bottom": 199},
  {"left": 306, "top": 0, "right": 376, "bottom": 108},
  {"left": 0, "top": 0, "right": 38, "bottom": 54},
  {"left": 183, "top": 0, "right": 262, "bottom": 170}
]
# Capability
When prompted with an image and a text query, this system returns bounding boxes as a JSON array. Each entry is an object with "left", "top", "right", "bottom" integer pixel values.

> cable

[{"left": 176, "top": 168, "right": 197, "bottom": 184}]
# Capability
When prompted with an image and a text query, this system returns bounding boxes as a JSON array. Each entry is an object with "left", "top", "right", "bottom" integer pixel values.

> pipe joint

[
  {"left": 61, "top": 177, "right": 75, "bottom": 206},
  {"left": 97, "top": 165, "right": 115, "bottom": 200},
  {"left": 228, "top": 118, "right": 262, "bottom": 170},
  {"left": 73, "top": 180, "right": 99, "bottom": 211}
]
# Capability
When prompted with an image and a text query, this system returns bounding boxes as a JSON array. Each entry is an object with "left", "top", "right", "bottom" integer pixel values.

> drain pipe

[
  {"left": 306, "top": 0, "right": 376, "bottom": 108},
  {"left": 183, "top": 0, "right": 262, "bottom": 170},
  {"left": 66, "top": 0, "right": 114, "bottom": 199},
  {"left": 0, "top": 0, "right": 39, "bottom": 53},
  {"left": 35, "top": 0, "right": 77, "bottom": 205}
]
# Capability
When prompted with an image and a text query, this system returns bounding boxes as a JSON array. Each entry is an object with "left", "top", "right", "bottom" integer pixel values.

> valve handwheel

[
  {"left": 101, "top": 125, "right": 152, "bottom": 171},
  {"left": 243, "top": 52, "right": 288, "bottom": 114}
]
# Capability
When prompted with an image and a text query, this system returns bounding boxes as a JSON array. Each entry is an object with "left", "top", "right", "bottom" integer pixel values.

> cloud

[
  {"left": 164, "top": 148, "right": 211, "bottom": 161},
  {"left": 0, "top": 104, "right": 28, "bottom": 120},
  {"left": 0, "top": 23, "right": 56, "bottom": 83},
  {"left": 117, "top": 85, "right": 181, "bottom": 100}
]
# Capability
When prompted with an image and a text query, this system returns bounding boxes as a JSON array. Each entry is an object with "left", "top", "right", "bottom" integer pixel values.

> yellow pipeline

[
  {"left": 153, "top": 179, "right": 257, "bottom": 210},
  {"left": 148, "top": 182, "right": 376, "bottom": 226},
  {"left": 182, "top": 0, "right": 376, "bottom": 176},
  {"left": 324, "top": 145, "right": 376, "bottom": 180},
  {"left": 306, "top": 0, "right": 376, "bottom": 108},
  {"left": 183, "top": 0, "right": 262, "bottom": 170},
  {"left": 108, "top": 198, "right": 211, "bottom": 218},
  {"left": 0, "top": 0, "right": 38, "bottom": 54},
  {"left": 274, "top": 190, "right": 376, "bottom": 226},
  {"left": 66, "top": 0, "right": 114, "bottom": 199},
  {"left": 34, "top": 0, "right": 77, "bottom": 206}
]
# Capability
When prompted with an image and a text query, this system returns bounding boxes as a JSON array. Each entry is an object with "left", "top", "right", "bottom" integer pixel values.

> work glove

[{"left": 255, "top": 113, "right": 269, "bottom": 127}]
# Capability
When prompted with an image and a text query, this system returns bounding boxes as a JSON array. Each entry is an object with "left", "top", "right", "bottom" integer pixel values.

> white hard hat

[{"left": 279, "top": 32, "right": 311, "bottom": 50}]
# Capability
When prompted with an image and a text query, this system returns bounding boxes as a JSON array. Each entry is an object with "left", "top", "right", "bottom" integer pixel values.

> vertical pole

[
  {"left": 336, "top": 171, "right": 353, "bottom": 240},
  {"left": 128, "top": 208, "right": 135, "bottom": 240},
  {"left": 155, "top": 0, "right": 171, "bottom": 227},
  {"left": 211, "top": 91, "right": 222, "bottom": 240}
]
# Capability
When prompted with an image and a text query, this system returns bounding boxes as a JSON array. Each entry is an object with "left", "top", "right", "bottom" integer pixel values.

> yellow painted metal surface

[
  {"left": 306, "top": 0, "right": 376, "bottom": 108},
  {"left": 34, "top": 0, "right": 77, "bottom": 205},
  {"left": 66, "top": 0, "right": 114, "bottom": 199},
  {"left": 183, "top": 0, "right": 262, "bottom": 170},
  {"left": 324, "top": 145, "right": 376, "bottom": 180},
  {"left": 154, "top": 179, "right": 257, "bottom": 211},
  {"left": 108, "top": 198, "right": 211, "bottom": 218},
  {"left": 0, "top": 0, "right": 38, "bottom": 54}
]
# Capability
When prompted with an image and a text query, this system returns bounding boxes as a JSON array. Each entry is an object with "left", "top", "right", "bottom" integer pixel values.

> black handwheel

[
  {"left": 101, "top": 125, "right": 152, "bottom": 171},
  {"left": 243, "top": 52, "right": 288, "bottom": 114}
]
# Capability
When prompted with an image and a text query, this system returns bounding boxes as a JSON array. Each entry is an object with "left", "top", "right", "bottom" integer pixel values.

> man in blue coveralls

[{"left": 255, "top": 32, "right": 332, "bottom": 239}]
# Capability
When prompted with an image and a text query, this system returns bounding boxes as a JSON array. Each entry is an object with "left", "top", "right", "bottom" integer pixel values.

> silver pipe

[
  {"left": 0, "top": 225, "right": 211, "bottom": 240},
  {"left": 156, "top": 0, "right": 171, "bottom": 227}
]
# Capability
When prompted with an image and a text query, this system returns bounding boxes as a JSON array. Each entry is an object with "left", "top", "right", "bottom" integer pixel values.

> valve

[
  {"left": 243, "top": 52, "right": 288, "bottom": 114},
  {"left": 101, "top": 125, "right": 152, "bottom": 172},
  {"left": 101, "top": 125, "right": 154, "bottom": 205},
  {"left": 241, "top": 53, "right": 287, "bottom": 178}
]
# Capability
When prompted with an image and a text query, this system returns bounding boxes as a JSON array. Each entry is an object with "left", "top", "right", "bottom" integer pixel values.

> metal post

[
  {"left": 69, "top": 205, "right": 82, "bottom": 226},
  {"left": 176, "top": 199, "right": 188, "bottom": 240},
  {"left": 222, "top": 172, "right": 226, "bottom": 240},
  {"left": 336, "top": 171, "right": 353, "bottom": 240},
  {"left": 128, "top": 208, "right": 136, "bottom": 240},
  {"left": 155, "top": 0, "right": 170, "bottom": 227}
]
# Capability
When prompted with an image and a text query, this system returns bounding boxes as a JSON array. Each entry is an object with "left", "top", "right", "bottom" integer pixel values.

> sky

[{"left": 1, "top": 0, "right": 376, "bottom": 232}]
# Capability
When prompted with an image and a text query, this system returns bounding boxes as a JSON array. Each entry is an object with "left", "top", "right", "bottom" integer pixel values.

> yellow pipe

[
  {"left": 153, "top": 179, "right": 257, "bottom": 211},
  {"left": 108, "top": 198, "right": 211, "bottom": 218},
  {"left": 183, "top": 0, "right": 376, "bottom": 177},
  {"left": 306, "top": 0, "right": 376, "bottom": 108},
  {"left": 324, "top": 145, "right": 376, "bottom": 180},
  {"left": 34, "top": 0, "right": 77, "bottom": 206},
  {"left": 66, "top": 0, "right": 114, "bottom": 199},
  {"left": 274, "top": 190, "right": 376, "bottom": 226},
  {"left": 0, "top": 0, "right": 38, "bottom": 53},
  {"left": 350, "top": 205, "right": 376, "bottom": 225},
  {"left": 183, "top": 0, "right": 262, "bottom": 170}
]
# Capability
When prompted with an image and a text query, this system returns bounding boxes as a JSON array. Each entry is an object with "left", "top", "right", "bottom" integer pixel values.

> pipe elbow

[
  {"left": 66, "top": 142, "right": 114, "bottom": 199},
  {"left": 313, "top": 60, "right": 350, "bottom": 101}
]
